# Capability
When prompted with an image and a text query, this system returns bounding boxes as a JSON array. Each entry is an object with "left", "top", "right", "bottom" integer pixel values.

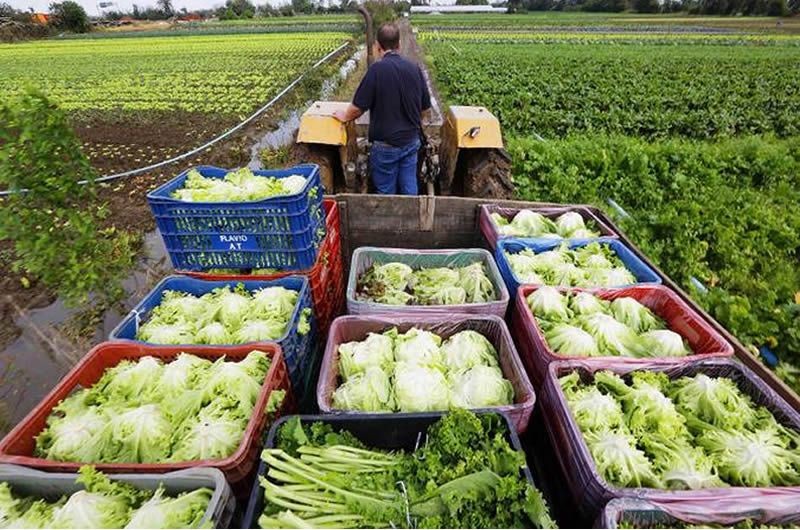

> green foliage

[
  {"left": 48, "top": 1, "right": 91, "bottom": 33},
  {"left": 425, "top": 41, "right": 800, "bottom": 139},
  {"left": 264, "top": 411, "right": 555, "bottom": 528},
  {"left": 0, "top": 33, "right": 351, "bottom": 116},
  {"left": 508, "top": 134, "right": 800, "bottom": 362},
  {"left": 0, "top": 89, "right": 135, "bottom": 307}
]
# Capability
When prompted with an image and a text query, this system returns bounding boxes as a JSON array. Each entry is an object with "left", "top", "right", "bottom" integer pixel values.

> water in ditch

[{"left": 0, "top": 231, "right": 171, "bottom": 436}]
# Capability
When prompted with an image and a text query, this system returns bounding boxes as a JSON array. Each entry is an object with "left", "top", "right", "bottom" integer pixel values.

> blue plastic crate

[
  {"left": 495, "top": 237, "right": 662, "bottom": 299},
  {"left": 147, "top": 165, "right": 326, "bottom": 271},
  {"left": 109, "top": 275, "right": 316, "bottom": 396}
]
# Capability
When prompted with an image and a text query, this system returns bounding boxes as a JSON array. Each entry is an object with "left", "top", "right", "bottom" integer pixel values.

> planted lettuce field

[
  {"left": 420, "top": 18, "right": 800, "bottom": 383},
  {"left": 0, "top": 32, "right": 351, "bottom": 175}
]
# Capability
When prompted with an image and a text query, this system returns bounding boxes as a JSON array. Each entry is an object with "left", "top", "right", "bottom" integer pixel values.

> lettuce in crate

[
  {"left": 559, "top": 368, "right": 800, "bottom": 490},
  {"left": 527, "top": 288, "right": 690, "bottom": 359},
  {"left": 136, "top": 283, "right": 301, "bottom": 345},
  {"left": 506, "top": 242, "right": 636, "bottom": 288},
  {"left": 356, "top": 261, "right": 496, "bottom": 306},
  {"left": 171, "top": 168, "right": 306, "bottom": 202},
  {"left": 35, "top": 350, "right": 277, "bottom": 464},
  {"left": 331, "top": 327, "right": 513, "bottom": 413}
]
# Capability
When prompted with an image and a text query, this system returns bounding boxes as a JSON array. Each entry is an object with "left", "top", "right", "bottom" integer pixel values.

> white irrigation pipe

[{"left": 0, "top": 41, "right": 351, "bottom": 197}]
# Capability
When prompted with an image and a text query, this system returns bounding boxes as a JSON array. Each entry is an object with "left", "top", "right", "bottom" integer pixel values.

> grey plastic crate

[
  {"left": 0, "top": 465, "right": 235, "bottom": 528},
  {"left": 347, "top": 246, "right": 510, "bottom": 317}
]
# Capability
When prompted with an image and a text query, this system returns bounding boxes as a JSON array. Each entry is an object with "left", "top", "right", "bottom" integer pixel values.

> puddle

[
  {"left": 0, "top": 231, "right": 171, "bottom": 436},
  {"left": 248, "top": 47, "right": 363, "bottom": 170}
]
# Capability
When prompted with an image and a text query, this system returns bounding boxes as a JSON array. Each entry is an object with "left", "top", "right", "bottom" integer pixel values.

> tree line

[{"left": 507, "top": 0, "right": 795, "bottom": 15}]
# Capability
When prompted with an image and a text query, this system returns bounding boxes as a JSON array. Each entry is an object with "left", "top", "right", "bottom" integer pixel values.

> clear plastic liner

[
  {"left": 597, "top": 496, "right": 800, "bottom": 528},
  {"left": 540, "top": 358, "right": 800, "bottom": 519},
  {"left": 346, "top": 247, "right": 510, "bottom": 317}
]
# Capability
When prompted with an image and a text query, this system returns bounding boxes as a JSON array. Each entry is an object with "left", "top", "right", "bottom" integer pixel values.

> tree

[
  {"left": 48, "top": 1, "right": 90, "bottom": 33},
  {"left": 0, "top": 89, "right": 135, "bottom": 306},
  {"left": 631, "top": 0, "right": 660, "bottom": 11},
  {"left": 217, "top": 0, "right": 255, "bottom": 17},
  {"left": 157, "top": 0, "right": 174, "bottom": 16},
  {"left": 291, "top": 0, "right": 314, "bottom": 13}
]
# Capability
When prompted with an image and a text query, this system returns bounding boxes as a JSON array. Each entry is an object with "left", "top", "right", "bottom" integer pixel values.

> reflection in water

[{"left": 0, "top": 231, "right": 171, "bottom": 437}]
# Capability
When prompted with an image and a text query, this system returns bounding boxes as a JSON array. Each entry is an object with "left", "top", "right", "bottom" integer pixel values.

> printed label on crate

[{"left": 212, "top": 234, "right": 259, "bottom": 251}]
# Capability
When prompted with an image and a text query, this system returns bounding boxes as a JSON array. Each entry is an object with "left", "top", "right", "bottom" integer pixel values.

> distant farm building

[{"left": 31, "top": 13, "right": 50, "bottom": 24}]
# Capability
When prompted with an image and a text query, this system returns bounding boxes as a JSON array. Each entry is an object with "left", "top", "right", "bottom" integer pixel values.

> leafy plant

[
  {"left": 0, "top": 89, "right": 135, "bottom": 306},
  {"left": 507, "top": 133, "right": 800, "bottom": 365}
]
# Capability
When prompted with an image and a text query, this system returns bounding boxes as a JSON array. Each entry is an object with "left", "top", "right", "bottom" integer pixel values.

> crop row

[
  {"left": 0, "top": 33, "right": 351, "bottom": 115},
  {"left": 419, "top": 28, "right": 800, "bottom": 46},
  {"left": 424, "top": 40, "right": 800, "bottom": 139},
  {"left": 411, "top": 12, "right": 800, "bottom": 33},
  {"left": 507, "top": 134, "right": 800, "bottom": 372}
]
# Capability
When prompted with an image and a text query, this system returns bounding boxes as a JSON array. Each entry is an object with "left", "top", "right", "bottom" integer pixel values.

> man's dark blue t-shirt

[{"left": 352, "top": 51, "right": 431, "bottom": 147}]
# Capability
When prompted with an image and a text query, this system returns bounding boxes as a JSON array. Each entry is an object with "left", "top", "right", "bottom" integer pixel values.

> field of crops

[
  {"left": 420, "top": 15, "right": 800, "bottom": 380},
  {"left": 412, "top": 12, "right": 800, "bottom": 33},
  {"left": 423, "top": 41, "right": 800, "bottom": 139},
  {"left": 0, "top": 32, "right": 350, "bottom": 115},
  {"left": 0, "top": 30, "right": 352, "bottom": 177}
]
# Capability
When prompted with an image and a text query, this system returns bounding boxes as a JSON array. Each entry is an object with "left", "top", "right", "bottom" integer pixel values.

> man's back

[{"left": 353, "top": 52, "right": 431, "bottom": 147}]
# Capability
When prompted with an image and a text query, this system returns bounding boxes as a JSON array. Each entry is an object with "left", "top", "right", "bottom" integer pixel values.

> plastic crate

[
  {"left": 317, "top": 314, "right": 536, "bottom": 432},
  {"left": 495, "top": 237, "right": 662, "bottom": 300},
  {"left": 479, "top": 204, "right": 618, "bottom": 252},
  {"left": 181, "top": 199, "right": 344, "bottom": 340},
  {"left": 512, "top": 284, "right": 734, "bottom": 387},
  {"left": 539, "top": 358, "right": 800, "bottom": 519},
  {"left": 0, "top": 342, "right": 291, "bottom": 487},
  {"left": 242, "top": 412, "right": 542, "bottom": 528},
  {"left": 147, "top": 164, "right": 325, "bottom": 271},
  {"left": 346, "top": 247, "right": 510, "bottom": 317},
  {"left": 108, "top": 275, "right": 315, "bottom": 396},
  {"left": 0, "top": 464, "right": 235, "bottom": 528},
  {"left": 596, "top": 497, "right": 800, "bottom": 529}
]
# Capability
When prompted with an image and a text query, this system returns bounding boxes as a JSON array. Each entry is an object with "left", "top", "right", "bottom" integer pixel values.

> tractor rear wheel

[
  {"left": 290, "top": 143, "right": 339, "bottom": 193},
  {"left": 460, "top": 148, "right": 515, "bottom": 199}
]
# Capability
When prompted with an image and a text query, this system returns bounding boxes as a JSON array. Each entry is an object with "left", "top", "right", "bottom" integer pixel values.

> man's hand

[{"left": 332, "top": 104, "right": 364, "bottom": 123}]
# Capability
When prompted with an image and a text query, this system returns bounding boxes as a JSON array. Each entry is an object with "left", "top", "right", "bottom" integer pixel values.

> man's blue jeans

[{"left": 370, "top": 139, "right": 420, "bottom": 195}]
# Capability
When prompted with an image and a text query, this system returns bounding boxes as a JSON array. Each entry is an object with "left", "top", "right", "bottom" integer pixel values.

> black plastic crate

[{"left": 243, "top": 412, "right": 544, "bottom": 528}]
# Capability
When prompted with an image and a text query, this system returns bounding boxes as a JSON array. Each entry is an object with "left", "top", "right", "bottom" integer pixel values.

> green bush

[
  {"left": 0, "top": 89, "right": 135, "bottom": 306},
  {"left": 508, "top": 133, "right": 800, "bottom": 361}
]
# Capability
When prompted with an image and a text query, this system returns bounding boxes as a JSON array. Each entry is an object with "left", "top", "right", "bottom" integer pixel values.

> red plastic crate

[
  {"left": 0, "top": 342, "right": 293, "bottom": 486},
  {"left": 317, "top": 314, "right": 536, "bottom": 433},
  {"left": 182, "top": 199, "right": 344, "bottom": 338},
  {"left": 512, "top": 284, "right": 734, "bottom": 388}
]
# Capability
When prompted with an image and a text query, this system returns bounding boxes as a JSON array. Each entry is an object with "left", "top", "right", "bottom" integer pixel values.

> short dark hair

[{"left": 377, "top": 23, "right": 400, "bottom": 51}]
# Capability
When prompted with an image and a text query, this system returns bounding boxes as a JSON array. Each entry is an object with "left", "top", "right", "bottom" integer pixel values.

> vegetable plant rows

[
  {"left": 0, "top": 32, "right": 350, "bottom": 116},
  {"left": 421, "top": 24, "right": 800, "bottom": 386}
]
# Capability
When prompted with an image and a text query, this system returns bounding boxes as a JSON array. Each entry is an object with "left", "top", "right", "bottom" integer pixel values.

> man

[{"left": 333, "top": 22, "right": 431, "bottom": 195}]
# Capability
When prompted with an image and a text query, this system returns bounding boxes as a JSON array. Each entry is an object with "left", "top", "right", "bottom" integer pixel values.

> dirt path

[{"left": 399, "top": 18, "right": 444, "bottom": 129}]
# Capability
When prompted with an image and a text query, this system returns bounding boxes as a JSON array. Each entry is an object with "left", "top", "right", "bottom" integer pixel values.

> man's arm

[
  {"left": 333, "top": 104, "right": 364, "bottom": 123},
  {"left": 334, "top": 65, "right": 375, "bottom": 122}
]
